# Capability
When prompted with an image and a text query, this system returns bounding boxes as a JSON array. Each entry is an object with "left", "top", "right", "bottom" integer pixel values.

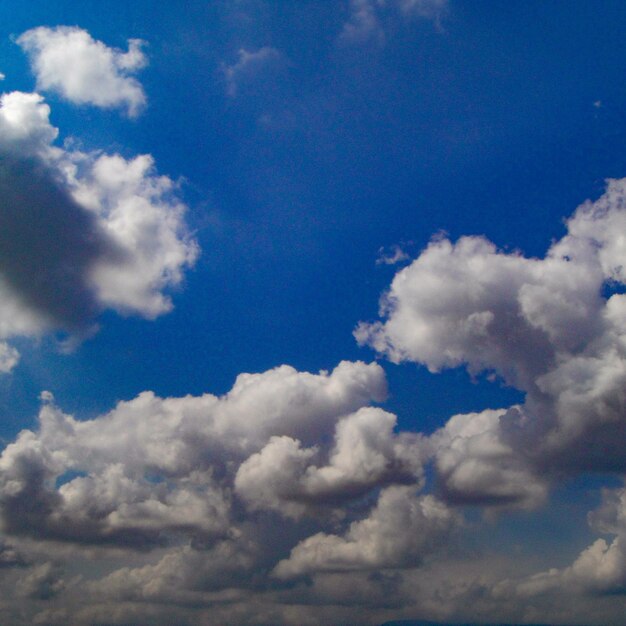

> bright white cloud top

[{"left": 17, "top": 27, "right": 147, "bottom": 117}]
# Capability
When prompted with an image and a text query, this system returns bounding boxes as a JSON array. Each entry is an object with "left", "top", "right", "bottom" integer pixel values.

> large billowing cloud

[
  {"left": 357, "top": 178, "right": 626, "bottom": 489},
  {"left": 0, "top": 361, "right": 389, "bottom": 546},
  {"left": 17, "top": 27, "right": 147, "bottom": 117},
  {"left": 0, "top": 360, "right": 462, "bottom": 624},
  {"left": 0, "top": 89, "right": 198, "bottom": 369}
]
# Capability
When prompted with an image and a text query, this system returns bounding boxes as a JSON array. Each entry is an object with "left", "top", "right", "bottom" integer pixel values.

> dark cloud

[{"left": 0, "top": 155, "right": 122, "bottom": 330}]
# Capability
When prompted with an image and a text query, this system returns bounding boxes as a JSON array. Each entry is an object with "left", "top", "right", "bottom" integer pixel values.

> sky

[{"left": 2, "top": 1, "right": 626, "bottom": 624}]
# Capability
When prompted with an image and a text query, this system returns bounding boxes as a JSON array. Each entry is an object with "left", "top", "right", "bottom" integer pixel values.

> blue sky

[{"left": 1, "top": 2, "right": 626, "bottom": 624}]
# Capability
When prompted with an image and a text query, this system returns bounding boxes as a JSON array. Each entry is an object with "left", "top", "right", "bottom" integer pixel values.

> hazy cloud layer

[{"left": 18, "top": 27, "right": 147, "bottom": 117}]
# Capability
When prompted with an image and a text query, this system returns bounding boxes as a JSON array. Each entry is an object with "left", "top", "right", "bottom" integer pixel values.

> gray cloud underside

[{"left": 0, "top": 155, "right": 122, "bottom": 329}]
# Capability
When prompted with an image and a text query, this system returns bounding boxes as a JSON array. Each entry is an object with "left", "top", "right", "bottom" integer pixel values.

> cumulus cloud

[
  {"left": 235, "top": 407, "right": 424, "bottom": 518},
  {"left": 18, "top": 26, "right": 147, "bottom": 117},
  {"left": 0, "top": 89, "right": 197, "bottom": 364},
  {"left": 0, "top": 359, "right": 468, "bottom": 623},
  {"left": 273, "top": 486, "right": 459, "bottom": 578},
  {"left": 223, "top": 47, "right": 285, "bottom": 98},
  {"left": 430, "top": 408, "right": 548, "bottom": 509},
  {"left": 357, "top": 178, "right": 626, "bottom": 478},
  {"left": 0, "top": 361, "right": 387, "bottom": 547},
  {"left": 507, "top": 483, "right": 626, "bottom": 598}
]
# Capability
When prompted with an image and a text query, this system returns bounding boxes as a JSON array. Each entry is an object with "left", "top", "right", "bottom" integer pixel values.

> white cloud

[
  {"left": 0, "top": 90, "right": 198, "bottom": 363},
  {"left": 341, "top": 0, "right": 385, "bottom": 44},
  {"left": 235, "top": 407, "right": 424, "bottom": 518},
  {"left": 376, "top": 244, "right": 410, "bottom": 265},
  {"left": 0, "top": 361, "right": 387, "bottom": 546},
  {"left": 223, "top": 47, "right": 284, "bottom": 98},
  {"left": 0, "top": 91, "right": 58, "bottom": 156},
  {"left": 357, "top": 178, "right": 626, "bottom": 474},
  {"left": 273, "top": 486, "right": 459, "bottom": 578},
  {"left": 0, "top": 342, "right": 19, "bottom": 374},
  {"left": 430, "top": 408, "right": 548, "bottom": 509},
  {"left": 18, "top": 26, "right": 147, "bottom": 117}
]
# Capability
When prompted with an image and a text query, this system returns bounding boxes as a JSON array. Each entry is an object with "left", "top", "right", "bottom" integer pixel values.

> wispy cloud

[
  {"left": 340, "top": 0, "right": 448, "bottom": 45},
  {"left": 222, "top": 46, "right": 285, "bottom": 98}
]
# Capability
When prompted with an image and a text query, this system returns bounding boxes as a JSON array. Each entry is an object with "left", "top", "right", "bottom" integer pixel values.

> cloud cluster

[
  {"left": 273, "top": 486, "right": 459, "bottom": 578},
  {"left": 0, "top": 87, "right": 197, "bottom": 369},
  {"left": 0, "top": 362, "right": 393, "bottom": 546},
  {"left": 0, "top": 360, "right": 463, "bottom": 624},
  {"left": 4, "top": 18, "right": 626, "bottom": 626},
  {"left": 358, "top": 178, "right": 626, "bottom": 489},
  {"left": 18, "top": 27, "right": 147, "bottom": 117},
  {"left": 5, "top": 165, "right": 626, "bottom": 623}
]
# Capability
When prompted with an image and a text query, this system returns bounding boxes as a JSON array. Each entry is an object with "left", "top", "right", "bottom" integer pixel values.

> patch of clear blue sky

[{"left": 1, "top": 0, "right": 626, "bottom": 445}]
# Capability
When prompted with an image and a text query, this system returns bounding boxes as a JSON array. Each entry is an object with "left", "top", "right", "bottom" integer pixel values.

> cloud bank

[
  {"left": 358, "top": 179, "right": 626, "bottom": 486},
  {"left": 6, "top": 168, "right": 626, "bottom": 619}
]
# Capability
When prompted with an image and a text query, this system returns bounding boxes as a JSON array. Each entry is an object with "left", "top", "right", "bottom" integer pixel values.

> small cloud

[
  {"left": 222, "top": 46, "right": 284, "bottom": 98},
  {"left": 340, "top": 0, "right": 385, "bottom": 45},
  {"left": 340, "top": 0, "right": 449, "bottom": 45},
  {"left": 17, "top": 26, "right": 148, "bottom": 117},
  {"left": 0, "top": 342, "right": 19, "bottom": 374},
  {"left": 0, "top": 72, "right": 5, "bottom": 81},
  {"left": 39, "top": 390, "right": 54, "bottom": 404},
  {"left": 593, "top": 100, "right": 602, "bottom": 108},
  {"left": 376, "top": 244, "right": 410, "bottom": 265}
]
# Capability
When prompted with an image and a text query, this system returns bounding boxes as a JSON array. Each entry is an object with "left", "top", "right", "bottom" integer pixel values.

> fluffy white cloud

[
  {"left": 0, "top": 89, "right": 198, "bottom": 362},
  {"left": 18, "top": 27, "right": 147, "bottom": 117},
  {"left": 357, "top": 178, "right": 626, "bottom": 475},
  {"left": 0, "top": 91, "right": 57, "bottom": 155},
  {"left": 235, "top": 407, "right": 424, "bottom": 518},
  {"left": 273, "top": 486, "right": 459, "bottom": 578},
  {"left": 430, "top": 408, "right": 547, "bottom": 508},
  {"left": 0, "top": 361, "right": 387, "bottom": 546}
]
